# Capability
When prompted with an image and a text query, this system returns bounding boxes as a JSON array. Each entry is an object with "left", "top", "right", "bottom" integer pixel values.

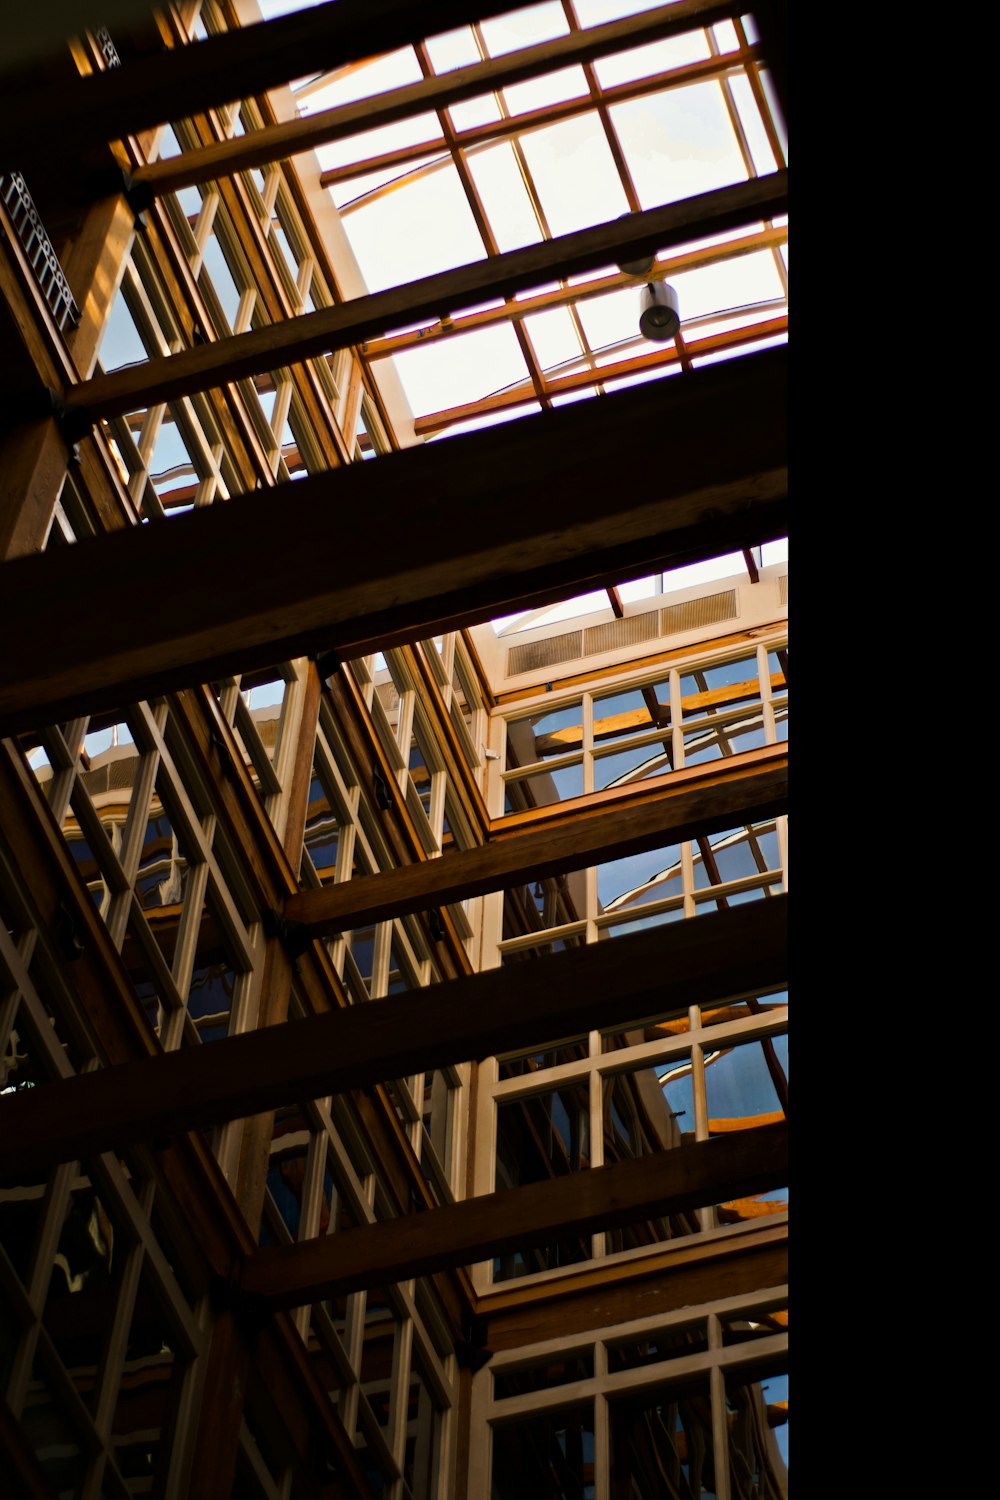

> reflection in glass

[
  {"left": 492, "top": 1404, "right": 596, "bottom": 1500},
  {"left": 725, "top": 1366, "right": 789, "bottom": 1497},
  {"left": 609, "top": 1386, "right": 716, "bottom": 1500},
  {"left": 597, "top": 844, "right": 682, "bottom": 911}
]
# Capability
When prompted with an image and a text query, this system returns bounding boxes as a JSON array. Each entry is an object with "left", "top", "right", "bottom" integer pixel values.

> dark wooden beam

[
  {"left": 748, "top": 0, "right": 788, "bottom": 127},
  {"left": 239, "top": 1122, "right": 789, "bottom": 1309},
  {"left": 0, "top": 895, "right": 787, "bottom": 1180},
  {"left": 478, "top": 1222, "right": 788, "bottom": 1350},
  {"left": 0, "top": 345, "right": 788, "bottom": 736},
  {"left": 132, "top": 0, "right": 745, "bottom": 197},
  {"left": 0, "top": 0, "right": 557, "bottom": 173},
  {"left": 63, "top": 172, "right": 786, "bottom": 423},
  {"left": 286, "top": 745, "right": 787, "bottom": 936},
  {"left": 0, "top": 1393, "right": 57, "bottom": 1499}
]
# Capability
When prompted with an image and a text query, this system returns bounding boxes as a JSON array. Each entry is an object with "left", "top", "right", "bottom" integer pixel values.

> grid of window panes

[
  {"left": 479, "top": 981, "right": 787, "bottom": 1284},
  {"left": 472, "top": 1294, "right": 788, "bottom": 1499},
  {"left": 496, "top": 638, "right": 787, "bottom": 961}
]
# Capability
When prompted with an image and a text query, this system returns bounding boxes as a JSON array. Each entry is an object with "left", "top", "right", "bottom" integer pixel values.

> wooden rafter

[
  {"left": 61, "top": 171, "right": 787, "bottom": 423},
  {"left": 0, "top": 345, "right": 788, "bottom": 735},
  {"left": 355, "top": 226, "right": 786, "bottom": 359},
  {"left": 0, "top": 894, "right": 787, "bottom": 1179},
  {"left": 322, "top": 45, "right": 759, "bottom": 197},
  {"left": 132, "top": 0, "right": 747, "bottom": 198},
  {"left": 410, "top": 315, "right": 787, "bottom": 435},
  {"left": 240, "top": 1121, "right": 788, "bottom": 1308},
  {"left": 476, "top": 1220, "right": 787, "bottom": 1348},
  {"left": 0, "top": 0, "right": 560, "bottom": 171},
  {"left": 285, "top": 744, "right": 787, "bottom": 936}
]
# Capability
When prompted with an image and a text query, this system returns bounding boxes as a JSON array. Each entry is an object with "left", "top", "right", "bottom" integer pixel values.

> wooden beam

[
  {"left": 63, "top": 172, "right": 787, "bottom": 422},
  {"left": 131, "top": 0, "right": 745, "bottom": 197},
  {"left": 0, "top": 894, "right": 787, "bottom": 1180},
  {"left": 410, "top": 314, "right": 787, "bottom": 436},
  {"left": 319, "top": 46, "right": 757, "bottom": 193},
  {"left": 748, "top": 0, "right": 788, "bottom": 126},
  {"left": 0, "top": 1393, "right": 55, "bottom": 1500},
  {"left": 478, "top": 1222, "right": 788, "bottom": 1351},
  {"left": 0, "top": 345, "right": 788, "bottom": 735},
  {"left": 0, "top": 0, "right": 558, "bottom": 173},
  {"left": 285, "top": 745, "right": 787, "bottom": 936},
  {"left": 344, "top": 225, "right": 786, "bottom": 361},
  {"left": 239, "top": 1122, "right": 788, "bottom": 1309}
]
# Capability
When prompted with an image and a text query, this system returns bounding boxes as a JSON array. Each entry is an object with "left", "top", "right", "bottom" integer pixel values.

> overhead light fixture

[
  {"left": 615, "top": 211, "right": 654, "bottom": 276},
  {"left": 639, "top": 280, "right": 680, "bottom": 342}
]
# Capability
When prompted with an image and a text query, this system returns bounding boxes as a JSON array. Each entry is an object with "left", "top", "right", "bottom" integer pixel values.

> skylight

[
  {"left": 254, "top": 0, "right": 788, "bottom": 635},
  {"left": 257, "top": 0, "right": 788, "bottom": 440}
]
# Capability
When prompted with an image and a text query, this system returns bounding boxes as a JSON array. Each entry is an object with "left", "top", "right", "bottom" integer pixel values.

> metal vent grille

[
  {"left": 507, "top": 631, "right": 583, "bottom": 677},
  {"left": 376, "top": 681, "right": 400, "bottom": 713},
  {"left": 661, "top": 589, "right": 737, "bottom": 636},
  {"left": 583, "top": 610, "right": 659, "bottom": 657},
  {"left": 256, "top": 716, "right": 280, "bottom": 751},
  {"left": 778, "top": 574, "right": 788, "bottom": 605},
  {"left": 108, "top": 758, "right": 138, "bottom": 793},
  {"left": 1, "top": 173, "right": 81, "bottom": 332}
]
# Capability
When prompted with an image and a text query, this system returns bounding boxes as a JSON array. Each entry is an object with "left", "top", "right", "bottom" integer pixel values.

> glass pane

[
  {"left": 681, "top": 653, "right": 759, "bottom": 702},
  {"left": 496, "top": 1081, "right": 591, "bottom": 1186},
  {"left": 506, "top": 761, "right": 585, "bottom": 810},
  {"left": 597, "top": 843, "right": 682, "bottom": 912},
  {"left": 507, "top": 702, "right": 584, "bottom": 765},
  {"left": 611, "top": 80, "right": 746, "bottom": 209},
  {"left": 518, "top": 113, "right": 629, "bottom": 235},
  {"left": 199, "top": 233, "right": 242, "bottom": 329},
  {"left": 593, "top": 740, "right": 670, "bottom": 789},
  {"left": 725, "top": 1367, "right": 789, "bottom": 1495},
  {"left": 609, "top": 1388, "right": 716, "bottom": 1498},
  {"left": 301, "top": 772, "right": 340, "bottom": 878},
  {"left": 492, "top": 1405, "right": 596, "bottom": 1499},
  {"left": 705, "top": 1039, "right": 784, "bottom": 1127},
  {"left": 187, "top": 961, "right": 237, "bottom": 1042}
]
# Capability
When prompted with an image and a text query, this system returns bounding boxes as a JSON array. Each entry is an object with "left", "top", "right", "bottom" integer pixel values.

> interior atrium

[{"left": 0, "top": 2, "right": 789, "bottom": 1495}]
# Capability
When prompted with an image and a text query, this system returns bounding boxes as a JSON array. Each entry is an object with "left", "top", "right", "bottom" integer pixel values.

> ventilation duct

[
  {"left": 583, "top": 609, "right": 659, "bottom": 656},
  {"left": 506, "top": 630, "right": 583, "bottom": 677},
  {"left": 661, "top": 589, "right": 738, "bottom": 636}
]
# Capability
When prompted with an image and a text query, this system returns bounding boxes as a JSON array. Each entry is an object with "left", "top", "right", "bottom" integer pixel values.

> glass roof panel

[
  {"left": 464, "top": 141, "right": 545, "bottom": 250},
  {"left": 389, "top": 323, "right": 533, "bottom": 419},
  {"left": 335, "top": 163, "right": 489, "bottom": 291},
  {"left": 326, "top": 154, "right": 450, "bottom": 215},
  {"left": 259, "top": 0, "right": 786, "bottom": 493},
  {"left": 592, "top": 31, "right": 712, "bottom": 89},
  {"left": 665, "top": 251, "right": 785, "bottom": 321},
  {"left": 423, "top": 25, "right": 482, "bottom": 72},
  {"left": 500, "top": 64, "right": 591, "bottom": 115},
  {"left": 447, "top": 95, "right": 507, "bottom": 131},
  {"left": 710, "top": 19, "right": 742, "bottom": 54},
  {"left": 477, "top": 2, "right": 572, "bottom": 55},
  {"left": 574, "top": 0, "right": 670, "bottom": 23},
  {"left": 521, "top": 306, "right": 585, "bottom": 370},
  {"left": 316, "top": 115, "right": 446, "bottom": 183},
  {"left": 516, "top": 114, "right": 630, "bottom": 233},
  {"left": 726, "top": 73, "right": 780, "bottom": 175},
  {"left": 300, "top": 46, "right": 423, "bottom": 107},
  {"left": 609, "top": 83, "right": 748, "bottom": 207},
  {"left": 574, "top": 285, "right": 643, "bottom": 354}
]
